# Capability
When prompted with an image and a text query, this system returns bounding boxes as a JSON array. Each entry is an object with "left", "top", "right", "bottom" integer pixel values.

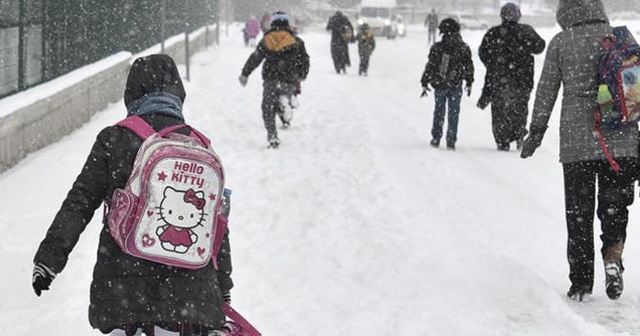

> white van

[{"left": 357, "top": 0, "right": 400, "bottom": 39}]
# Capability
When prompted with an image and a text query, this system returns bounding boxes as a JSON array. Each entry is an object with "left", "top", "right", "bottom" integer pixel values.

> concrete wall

[{"left": 0, "top": 26, "right": 219, "bottom": 173}]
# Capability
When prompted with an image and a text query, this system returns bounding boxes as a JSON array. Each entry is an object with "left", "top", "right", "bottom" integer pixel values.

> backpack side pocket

[{"left": 108, "top": 188, "right": 138, "bottom": 252}]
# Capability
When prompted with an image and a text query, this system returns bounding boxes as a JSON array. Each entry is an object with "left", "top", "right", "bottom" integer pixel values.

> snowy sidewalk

[{"left": 2, "top": 23, "right": 640, "bottom": 335}]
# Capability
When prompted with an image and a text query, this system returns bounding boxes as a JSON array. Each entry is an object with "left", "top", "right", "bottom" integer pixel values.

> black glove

[
  {"left": 465, "top": 85, "right": 472, "bottom": 96},
  {"left": 32, "top": 262, "right": 56, "bottom": 296},
  {"left": 238, "top": 75, "right": 248, "bottom": 87},
  {"left": 420, "top": 86, "right": 431, "bottom": 98},
  {"left": 222, "top": 290, "right": 231, "bottom": 304},
  {"left": 520, "top": 125, "right": 547, "bottom": 158}
]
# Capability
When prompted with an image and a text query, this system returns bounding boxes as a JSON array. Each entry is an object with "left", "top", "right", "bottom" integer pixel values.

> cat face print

[{"left": 157, "top": 186, "right": 207, "bottom": 229}]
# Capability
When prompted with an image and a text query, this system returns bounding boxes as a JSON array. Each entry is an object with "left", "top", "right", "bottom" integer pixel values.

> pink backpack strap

[
  {"left": 223, "top": 302, "right": 262, "bottom": 336},
  {"left": 593, "top": 110, "right": 621, "bottom": 173},
  {"left": 211, "top": 215, "right": 229, "bottom": 269},
  {"left": 116, "top": 116, "right": 212, "bottom": 147},
  {"left": 158, "top": 124, "right": 212, "bottom": 148},
  {"left": 116, "top": 116, "right": 156, "bottom": 139}
]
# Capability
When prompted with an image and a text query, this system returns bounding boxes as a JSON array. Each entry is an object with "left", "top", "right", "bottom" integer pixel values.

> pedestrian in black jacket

[
  {"left": 239, "top": 11, "right": 310, "bottom": 149},
  {"left": 420, "top": 18, "right": 474, "bottom": 150},
  {"left": 32, "top": 54, "right": 234, "bottom": 336},
  {"left": 478, "top": 2, "right": 546, "bottom": 151},
  {"left": 326, "top": 11, "right": 354, "bottom": 74}
]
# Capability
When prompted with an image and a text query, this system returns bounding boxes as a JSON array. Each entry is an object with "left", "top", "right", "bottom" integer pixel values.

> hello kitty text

[{"left": 172, "top": 161, "right": 206, "bottom": 188}]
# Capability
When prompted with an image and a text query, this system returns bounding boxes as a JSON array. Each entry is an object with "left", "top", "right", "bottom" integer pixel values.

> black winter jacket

[
  {"left": 356, "top": 30, "right": 376, "bottom": 57},
  {"left": 479, "top": 21, "right": 546, "bottom": 92},
  {"left": 35, "top": 54, "right": 233, "bottom": 332},
  {"left": 241, "top": 27, "right": 310, "bottom": 84},
  {"left": 326, "top": 12, "right": 354, "bottom": 46},
  {"left": 33, "top": 113, "right": 233, "bottom": 332},
  {"left": 421, "top": 33, "right": 474, "bottom": 90}
]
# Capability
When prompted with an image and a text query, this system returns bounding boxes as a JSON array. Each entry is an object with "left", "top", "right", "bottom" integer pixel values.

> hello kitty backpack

[
  {"left": 106, "top": 116, "right": 227, "bottom": 270},
  {"left": 593, "top": 26, "right": 640, "bottom": 172}
]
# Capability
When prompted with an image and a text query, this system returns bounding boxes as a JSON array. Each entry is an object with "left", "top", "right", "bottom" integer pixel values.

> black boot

[
  {"left": 446, "top": 141, "right": 455, "bottom": 150},
  {"left": 567, "top": 284, "right": 592, "bottom": 302},
  {"left": 497, "top": 142, "right": 510, "bottom": 151},
  {"left": 267, "top": 137, "right": 280, "bottom": 149}
]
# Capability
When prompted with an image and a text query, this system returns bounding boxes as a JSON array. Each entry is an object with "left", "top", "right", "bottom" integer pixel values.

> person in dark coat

[
  {"left": 239, "top": 11, "right": 310, "bottom": 149},
  {"left": 356, "top": 23, "right": 376, "bottom": 76},
  {"left": 326, "top": 11, "right": 354, "bottom": 74},
  {"left": 520, "top": 0, "right": 638, "bottom": 302},
  {"left": 424, "top": 8, "right": 438, "bottom": 46},
  {"left": 31, "top": 54, "right": 234, "bottom": 335},
  {"left": 420, "top": 18, "right": 474, "bottom": 150},
  {"left": 478, "top": 3, "right": 546, "bottom": 151}
]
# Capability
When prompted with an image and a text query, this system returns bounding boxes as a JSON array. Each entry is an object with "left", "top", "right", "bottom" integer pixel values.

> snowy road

[{"left": 2, "top": 21, "right": 640, "bottom": 335}]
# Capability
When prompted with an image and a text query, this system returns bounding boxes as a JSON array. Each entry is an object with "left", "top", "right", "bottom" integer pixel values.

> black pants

[
  {"left": 562, "top": 159, "right": 635, "bottom": 291},
  {"left": 331, "top": 41, "right": 350, "bottom": 73},
  {"left": 359, "top": 53, "right": 371, "bottom": 74},
  {"left": 490, "top": 85, "right": 531, "bottom": 146},
  {"left": 108, "top": 322, "right": 212, "bottom": 336},
  {"left": 262, "top": 80, "right": 295, "bottom": 141}
]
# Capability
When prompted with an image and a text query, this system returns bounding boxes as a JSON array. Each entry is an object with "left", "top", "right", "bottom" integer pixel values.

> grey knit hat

[{"left": 501, "top": 3, "right": 521, "bottom": 22}]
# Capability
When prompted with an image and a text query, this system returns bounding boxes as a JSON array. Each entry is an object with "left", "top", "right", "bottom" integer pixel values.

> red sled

[{"left": 222, "top": 303, "right": 261, "bottom": 336}]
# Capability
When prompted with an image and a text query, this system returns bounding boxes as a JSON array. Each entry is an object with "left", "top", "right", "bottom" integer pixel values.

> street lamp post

[
  {"left": 184, "top": 0, "right": 190, "bottom": 81},
  {"left": 160, "top": 0, "right": 166, "bottom": 53}
]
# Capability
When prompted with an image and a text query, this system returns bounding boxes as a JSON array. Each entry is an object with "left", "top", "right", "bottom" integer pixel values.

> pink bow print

[{"left": 184, "top": 189, "right": 206, "bottom": 210}]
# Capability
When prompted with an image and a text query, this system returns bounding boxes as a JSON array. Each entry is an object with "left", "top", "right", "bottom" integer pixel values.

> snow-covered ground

[{"left": 2, "top": 20, "right": 640, "bottom": 335}]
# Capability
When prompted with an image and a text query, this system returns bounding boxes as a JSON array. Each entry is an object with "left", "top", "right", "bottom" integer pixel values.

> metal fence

[{"left": 0, "top": 0, "right": 219, "bottom": 99}]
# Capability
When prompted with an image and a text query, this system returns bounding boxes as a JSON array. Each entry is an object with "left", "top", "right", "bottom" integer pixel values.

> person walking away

[
  {"left": 260, "top": 12, "right": 271, "bottom": 33},
  {"left": 478, "top": 2, "right": 546, "bottom": 151},
  {"left": 245, "top": 16, "right": 261, "bottom": 47},
  {"left": 31, "top": 54, "right": 235, "bottom": 335},
  {"left": 356, "top": 23, "right": 376, "bottom": 76},
  {"left": 520, "top": 0, "right": 638, "bottom": 302},
  {"left": 239, "top": 11, "right": 310, "bottom": 149},
  {"left": 326, "top": 11, "right": 354, "bottom": 74},
  {"left": 424, "top": 8, "right": 439, "bottom": 46},
  {"left": 420, "top": 18, "right": 474, "bottom": 150}
]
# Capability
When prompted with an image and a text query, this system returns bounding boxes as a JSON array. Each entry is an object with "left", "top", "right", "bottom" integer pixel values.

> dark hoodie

[
  {"left": 528, "top": 0, "right": 638, "bottom": 163},
  {"left": 420, "top": 32, "right": 474, "bottom": 90},
  {"left": 124, "top": 54, "right": 186, "bottom": 107},
  {"left": 33, "top": 54, "right": 232, "bottom": 333},
  {"left": 241, "top": 25, "right": 310, "bottom": 84}
]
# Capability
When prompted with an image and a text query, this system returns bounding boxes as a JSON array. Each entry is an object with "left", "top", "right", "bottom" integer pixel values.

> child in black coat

[
  {"left": 420, "top": 18, "right": 474, "bottom": 150},
  {"left": 32, "top": 54, "right": 234, "bottom": 336},
  {"left": 356, "top": 23, "right": 376, "bottom": 76}
]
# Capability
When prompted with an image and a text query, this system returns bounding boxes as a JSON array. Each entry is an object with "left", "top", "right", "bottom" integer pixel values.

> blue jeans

[{"left": 431, "top": 87, "right": 462, "bottom": 144}]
